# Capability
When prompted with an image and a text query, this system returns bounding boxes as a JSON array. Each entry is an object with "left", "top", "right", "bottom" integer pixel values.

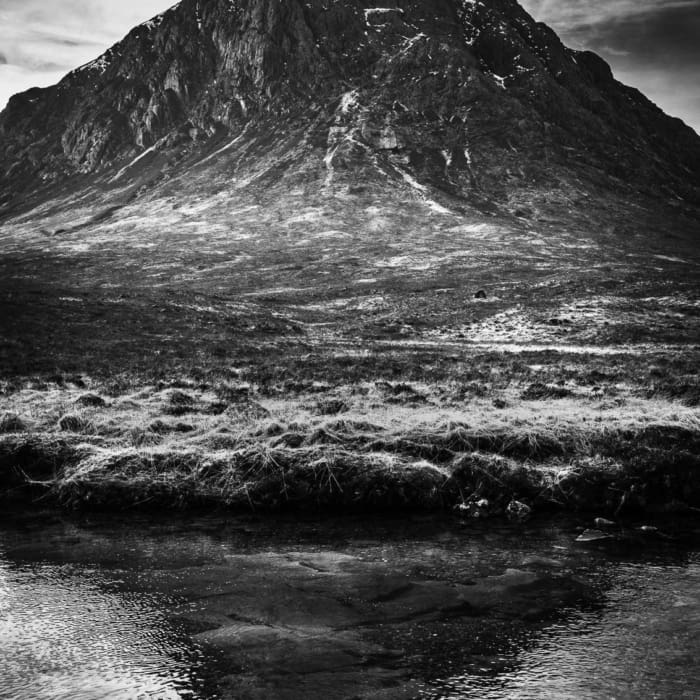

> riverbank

[{"left": 2, "top": 366, "right": 699, "bottom": 517}]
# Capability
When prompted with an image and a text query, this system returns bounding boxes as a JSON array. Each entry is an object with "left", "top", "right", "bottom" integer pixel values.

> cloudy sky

[{"left": 1, "top": 0, "right": 698, "bottom": 132}]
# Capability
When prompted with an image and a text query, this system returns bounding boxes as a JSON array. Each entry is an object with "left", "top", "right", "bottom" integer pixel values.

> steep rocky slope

[{"left": 1, "top": 0, "right": 699, "bottom": 221}]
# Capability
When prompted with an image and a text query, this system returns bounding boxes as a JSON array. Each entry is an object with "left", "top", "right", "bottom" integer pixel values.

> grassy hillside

[{"left": 0, "top": 181, "right": 698, "bottom": 516}]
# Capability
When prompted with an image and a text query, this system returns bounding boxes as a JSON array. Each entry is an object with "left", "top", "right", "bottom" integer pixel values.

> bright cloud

[
  {"left": 521, "top": 0, "right": 700, "bottom": 31},
  {"left": 0, "top": 0, "right": 174, "bottom": 109}
]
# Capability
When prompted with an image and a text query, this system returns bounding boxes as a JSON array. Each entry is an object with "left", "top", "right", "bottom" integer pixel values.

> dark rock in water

[
  {"left": 635, "top": 525, "right": 674, "bottom": 540},
  {"left": 576, "top": 529, "right": 615, "bottom": 543},
  {"left": 594, "top": 517, "right": 617, "bottom": 529},
  {"left": 157, "top": 548, "right": 595, "bottom": 699},
  {"left": 474, "top": 290, "right": 488, "bottom": 300}
]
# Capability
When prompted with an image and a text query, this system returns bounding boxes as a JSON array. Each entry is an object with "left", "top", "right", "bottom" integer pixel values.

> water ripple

[{"left": 0, "top": 558, "right": 217, "bottom": 700}]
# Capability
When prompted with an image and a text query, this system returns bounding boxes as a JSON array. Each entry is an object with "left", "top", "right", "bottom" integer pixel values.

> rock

[
  {"left": 506, "top": 500, "right": 532, "bottom": 522},
  {"left": 576, "top": 529, "right": 614, "bottom": 543},
  {"left": 474, "top": 290, "right": 488, "bottom": 300},
  {"left": 594, "top": 517, "right": 617, "bottom": 529},
  {"left": 635, "top": 525, "right": 674, "bottom": 539},
  {"left": 635, "top": 526, "right": 675, "bottom": 540},
  {"left": 377, "top": 126, "right": 400, "bottom": 150},
  {"left": 456, "top": 498, "right": 490, "bottom": 519},
  {"left": 140, "top": 546, "right": 597, "bottom": 697}
]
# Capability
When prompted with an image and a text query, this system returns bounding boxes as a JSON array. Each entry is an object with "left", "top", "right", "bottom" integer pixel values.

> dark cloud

[
  {"left": 521, "top": 0, "right": 700, "bottom": 132},
  {"left": 37, "top": 35, "right": 103, "bottom": 48},
  {"left": 0, "top": 52, "right": 7, "bottom": 64},
  {"left": 566, "top": 3, "right": 700, "bottom": 69}
]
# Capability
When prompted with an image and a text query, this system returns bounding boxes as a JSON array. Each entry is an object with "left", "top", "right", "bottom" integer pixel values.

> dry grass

[{"left": 1, "top": 365, "right": 699, "bottom": 516}]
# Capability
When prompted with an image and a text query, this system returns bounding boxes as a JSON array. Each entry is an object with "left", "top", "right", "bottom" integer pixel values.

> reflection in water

[
  {"left": 418, "top": 559, "right": 700, "bottom": 699},
  {"left": 0, "top": 514, "right": 699, "bottom": 700},
  {"left": 0, "top": 553, "right": 216, "bottom": 700}
]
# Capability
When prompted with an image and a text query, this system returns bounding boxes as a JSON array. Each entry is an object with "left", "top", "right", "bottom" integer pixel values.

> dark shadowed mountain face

[{"left": 0, "top": 0, "right": 699, "bottom": 221}]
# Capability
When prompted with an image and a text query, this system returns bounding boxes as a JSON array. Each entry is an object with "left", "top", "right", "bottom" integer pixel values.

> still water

[{"left": 0, "top": 512, "right": 698, "bottom": 699}]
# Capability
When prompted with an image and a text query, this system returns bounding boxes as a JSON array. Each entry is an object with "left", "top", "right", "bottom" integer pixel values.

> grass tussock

[
  {"left": 520, "top": 383, "right": 574, "bottom": 401},
  {"left": 51, "top": 444, "right": 452, "bottom": 511},
  {"left": 1, "top": 358, "right": 699, "bottom": 516},
  {"left": 74, "top": 393, "right": 107, "bottom": 408},
  {"left": 58, "top": 414, "right": 95, "bottom": 434},
  {"left": 0, "top": 415, "right": 698, "bottom": 516}
]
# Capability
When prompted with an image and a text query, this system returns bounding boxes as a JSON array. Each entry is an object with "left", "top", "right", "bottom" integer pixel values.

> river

[{"left": 1, "top": 511, "right": 698, "bottom": 699}]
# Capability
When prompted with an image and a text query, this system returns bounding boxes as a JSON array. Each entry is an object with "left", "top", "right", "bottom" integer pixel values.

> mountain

[
  {"left": 1, "top": 0, "right": 699, "bottom": 380},
  {"left": 1, "top": 0, "right": 699, "bottom": 223}
]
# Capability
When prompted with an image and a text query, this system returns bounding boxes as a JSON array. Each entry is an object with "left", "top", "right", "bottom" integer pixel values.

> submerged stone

[{"left": 576, "top": 529, "right": 615, "bottom": 543}]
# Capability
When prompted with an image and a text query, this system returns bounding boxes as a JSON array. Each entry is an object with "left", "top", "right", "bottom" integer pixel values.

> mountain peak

[{"left": 1, "top": 0, "right": 699, "bottom": 220}]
